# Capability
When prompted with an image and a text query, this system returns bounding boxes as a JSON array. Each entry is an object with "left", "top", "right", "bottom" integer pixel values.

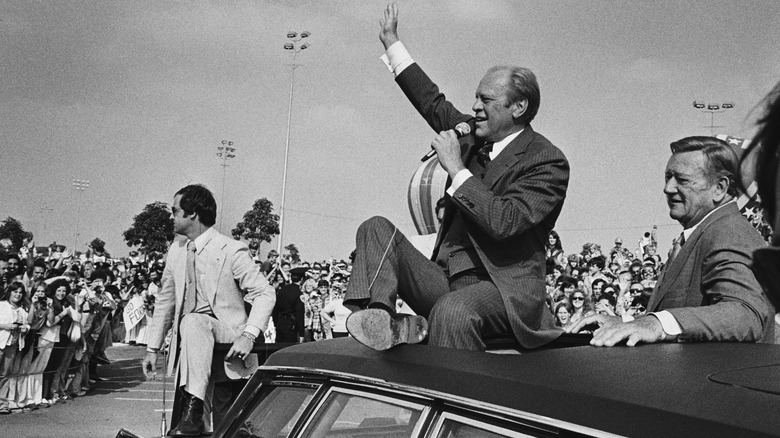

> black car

[{"left": 212, "top": 338, "right": 780, "bottom": 438}]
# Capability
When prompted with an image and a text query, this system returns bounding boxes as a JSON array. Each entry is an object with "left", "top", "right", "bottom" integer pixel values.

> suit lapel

[
  {"left": 648, "top": 203, "right": 739, "bottom": 310},
  {"left": 481, "top": 126, "right": 534, "bottom": 190},
  {"left": 199, "top": 232, "right": 228, "bottom": 307}
]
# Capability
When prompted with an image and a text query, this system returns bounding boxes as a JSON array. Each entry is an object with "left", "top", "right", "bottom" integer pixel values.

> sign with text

[{"left": 123, "top": 295, "right": 146, "bottom": 330}]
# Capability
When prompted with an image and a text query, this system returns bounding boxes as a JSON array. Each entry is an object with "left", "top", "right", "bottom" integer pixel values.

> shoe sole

[{"left": 346, "top": 309, "right": 428, "bottom": 351}]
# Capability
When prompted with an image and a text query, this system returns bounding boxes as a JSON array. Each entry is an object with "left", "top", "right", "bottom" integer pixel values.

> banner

[{"left": 123, "top": 295, "right": 147, "bottom": 330}]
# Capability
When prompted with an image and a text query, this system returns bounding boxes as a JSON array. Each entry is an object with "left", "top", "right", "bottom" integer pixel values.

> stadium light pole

[
  {"left": 39, "top": 206, "right": 53, "bottom": 243},
  {"left": 277, "top": 30, "right": 311, "bottom": 256},
  {"left": 692, "top": 100, "right": 734, "bottom": 136},
  {"left": 216, "top": 140, "right": 236, "bottom": 233},
  {"left": 72, "top": 179, "right": 90, "bottom": 253}
]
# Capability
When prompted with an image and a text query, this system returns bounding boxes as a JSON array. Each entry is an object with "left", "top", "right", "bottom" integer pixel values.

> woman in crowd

[
  {"left": 14, "top": 281, "right": 51, "bottom": 409},
  {"left": 569, "top": 290, "right": 595, "bottom": 326},
  {"left": 546, "top": 231, "right": 564, "bottom": 264},
  {"left": 301, "top": 279, "right": 317, "bottom": 342},
  {"left": 320, "top": 286, "right": 351, "bottom": 338},
  {"left": 554, "top": 301, "right": 573, "bottom": 329},
  {"left": 0, "top": 282, "right": 30, "bottom": 414},
  {"left": 40, "top": 279, "right": 71, "bottom": 406},
  {"left": 124, "top": 270, "right": 149, "bottom": 345}
]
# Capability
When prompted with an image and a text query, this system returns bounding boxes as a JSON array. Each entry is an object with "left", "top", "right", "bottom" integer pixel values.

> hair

[
  {"left": 589, "top": 255, "right": 606, "bottom": 270},
  {"left": 176, "top": 184, "right": 217, "bottom": 227},
  {"left": 591, "top": 278, "right": 607, "bottom": 292},
  {"left": 547, "top": 230, "right": 563, "bottom": 252},
  {"left": 670, "top": 136, "right": 740, "bottom": 197},
  {"left": 267, "top": 249, "right": 279, "bottom": 258},
  {"left": 2, "top": 281, "right": 30, "bottom": 310},
  {"left": 598, "top": 293, "right": 616, "bottom": 307},
  {"left": 435, "top": 197, "right": 446, "bottom": 215},
  {"left": 90, "top": 269, "right": 110, "bottom": 282},
  {"left": 742, "top": 82, "right": 780, "bottom": 226},
  {"left": 47, "top": 278, "right": 71, "bottom": 315},
  {"left": 486, "top": 66, "right": 540, "bottom": 125},
  {"left": 33, "top": 258, "right": 47, "bottom": 270}
]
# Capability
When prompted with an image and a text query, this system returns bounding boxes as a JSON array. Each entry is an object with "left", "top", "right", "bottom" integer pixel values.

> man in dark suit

[
  {"left": 569, "top": 137, "right": 775, "bottom": 345},
  {"left": 272, "top": 267, "right": 306, "bottom": 343},
  {"left": 345, "top": 4, "right": 569, "bottom": 351}
]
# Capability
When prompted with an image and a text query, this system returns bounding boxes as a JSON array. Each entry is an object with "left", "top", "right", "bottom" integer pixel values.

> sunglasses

[{"left": 572, "top": 296, "right": 584, "bottom": 301}]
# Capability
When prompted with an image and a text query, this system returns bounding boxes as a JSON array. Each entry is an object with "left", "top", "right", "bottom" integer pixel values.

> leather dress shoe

[
  {"left": 346, "top": 308, "right": 428, "bottom": 351},
  {"left": 169, "top": 392, "right": 204, "bottom": 436}
]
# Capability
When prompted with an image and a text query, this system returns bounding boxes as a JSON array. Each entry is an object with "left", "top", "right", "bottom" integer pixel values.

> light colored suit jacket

[
  {"left": 648, "top": 203, "right": 774, "bottom": 342},
  {"left": 397, "top": 63, "right": 570, "bottom": 349},
  {"left": 146, "top": 229, "right": 276, "bottom": 376}
]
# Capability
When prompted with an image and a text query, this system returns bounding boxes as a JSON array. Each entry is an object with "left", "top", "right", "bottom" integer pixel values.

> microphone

[{"left": 421, "top": 121, "right": 472, "bottom": 162}]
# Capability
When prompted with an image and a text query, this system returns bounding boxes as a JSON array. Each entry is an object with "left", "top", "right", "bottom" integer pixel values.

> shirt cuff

[
  {"left": 244, "top": 324, "right": 261, "bottom": 338},
  {"left": 379, "top": 41, "right": 414, "bottom": 77},
  {"left": 650, "top": 310, "right": 682, "bottom": 336},
  {"left": 446, "top": 169, "right": 473, "bottom": 196}
]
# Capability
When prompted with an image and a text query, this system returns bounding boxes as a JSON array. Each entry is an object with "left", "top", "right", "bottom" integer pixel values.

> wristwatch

[{"left": 240, "top": 332, "right": 257, "bottom": 343}]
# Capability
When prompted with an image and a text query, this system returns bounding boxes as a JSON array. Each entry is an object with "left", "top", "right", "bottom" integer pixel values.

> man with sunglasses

[{"left": 569, "top": 137, "right": 774, "bottom": 346}]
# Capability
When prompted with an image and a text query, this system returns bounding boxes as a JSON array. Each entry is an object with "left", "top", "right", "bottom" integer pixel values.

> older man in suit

[
  {"left": 345, "top": 4, "right": 569, "bottom": 351},
  {"left": 142, "top": 184, "right": 275, "bottom": 436},
  {"left": 569, "top": 137, "right": 775, "bottom": 345}
]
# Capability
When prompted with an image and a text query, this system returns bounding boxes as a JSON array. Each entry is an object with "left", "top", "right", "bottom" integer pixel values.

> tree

[
  {"left": 232, "top": 198, "right": 280, "bottom": 246},
  {"left": 0, "top": 217, "right": 33, "bottom": 252},
  {"left": 123, "top": 201, "right": 175, "bottom": 255},
  {"left": 284, "top": 243, "right": 301, "bottom": 264}
]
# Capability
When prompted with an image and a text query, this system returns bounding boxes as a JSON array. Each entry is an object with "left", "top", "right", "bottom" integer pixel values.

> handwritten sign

[{"left": 123, "top": 295, "right": 146, "bottom": 330}]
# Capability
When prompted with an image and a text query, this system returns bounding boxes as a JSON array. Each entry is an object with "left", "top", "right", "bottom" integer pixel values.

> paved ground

[{"left": 1, "top": 344, "right": 175, "bottom": 438}]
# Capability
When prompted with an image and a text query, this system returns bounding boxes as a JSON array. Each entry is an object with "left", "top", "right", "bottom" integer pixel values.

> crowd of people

[
  {"left": 0, "top": 239, "right": 358, "bottom": 414},
  {"left": 544, "top": 228, "right": 669, "bottom": 329}
]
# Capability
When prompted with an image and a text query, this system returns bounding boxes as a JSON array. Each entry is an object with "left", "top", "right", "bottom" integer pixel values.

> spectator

[
  {"left": 569, "top": 290, "right": 595, "bottom": 326},
  {"left": 554, "top": 301, "right": 573, "bottom": 329},
  {"left": 546, "top": 231, "right": 564, "bottom": 264},
  {"left": 320, "top": 287, "right": 351, "bottom": 338},
  {"left": 595, "top": 293, "right": 617, "bottom": 316},
  {"left": 0, "top": 282, "right": 30, "bottom": 414}
]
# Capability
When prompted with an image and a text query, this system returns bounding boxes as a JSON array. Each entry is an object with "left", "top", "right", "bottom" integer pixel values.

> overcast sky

[{"left": 1, "top": 0, "right": 778, "bottom": 260}]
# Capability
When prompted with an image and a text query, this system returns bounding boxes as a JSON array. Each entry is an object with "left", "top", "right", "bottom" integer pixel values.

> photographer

[
  {"left": 68, "top": 270, "right": 115, "bottom": 396},
  {"left": 43, "top": 278, "right": 75, "bottom": 404}
]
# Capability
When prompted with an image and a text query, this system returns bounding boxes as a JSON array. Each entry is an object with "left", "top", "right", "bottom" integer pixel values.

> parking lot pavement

[{"left": 1, "top": 344, "right": 175, "bottom": 438}]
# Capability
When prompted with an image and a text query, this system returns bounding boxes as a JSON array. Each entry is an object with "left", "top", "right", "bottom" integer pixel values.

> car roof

[{"left": 261, "top": 338, "right": 780, "bottom": 437}]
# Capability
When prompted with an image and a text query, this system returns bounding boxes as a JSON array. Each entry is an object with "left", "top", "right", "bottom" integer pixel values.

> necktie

[
  {"left": 667, "top": 233, "right": 685, "bottom": 267},
  {"left": 477, "top": 142, "right": 494, "bottom": 168},
  {"left": 182, "top": 241, "right": 197, "bottom": 315}
]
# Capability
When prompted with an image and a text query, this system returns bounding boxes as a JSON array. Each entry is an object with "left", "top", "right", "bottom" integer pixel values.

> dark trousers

[{"left": 344, "top": 216, "right": 510, "bottom": 350}]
